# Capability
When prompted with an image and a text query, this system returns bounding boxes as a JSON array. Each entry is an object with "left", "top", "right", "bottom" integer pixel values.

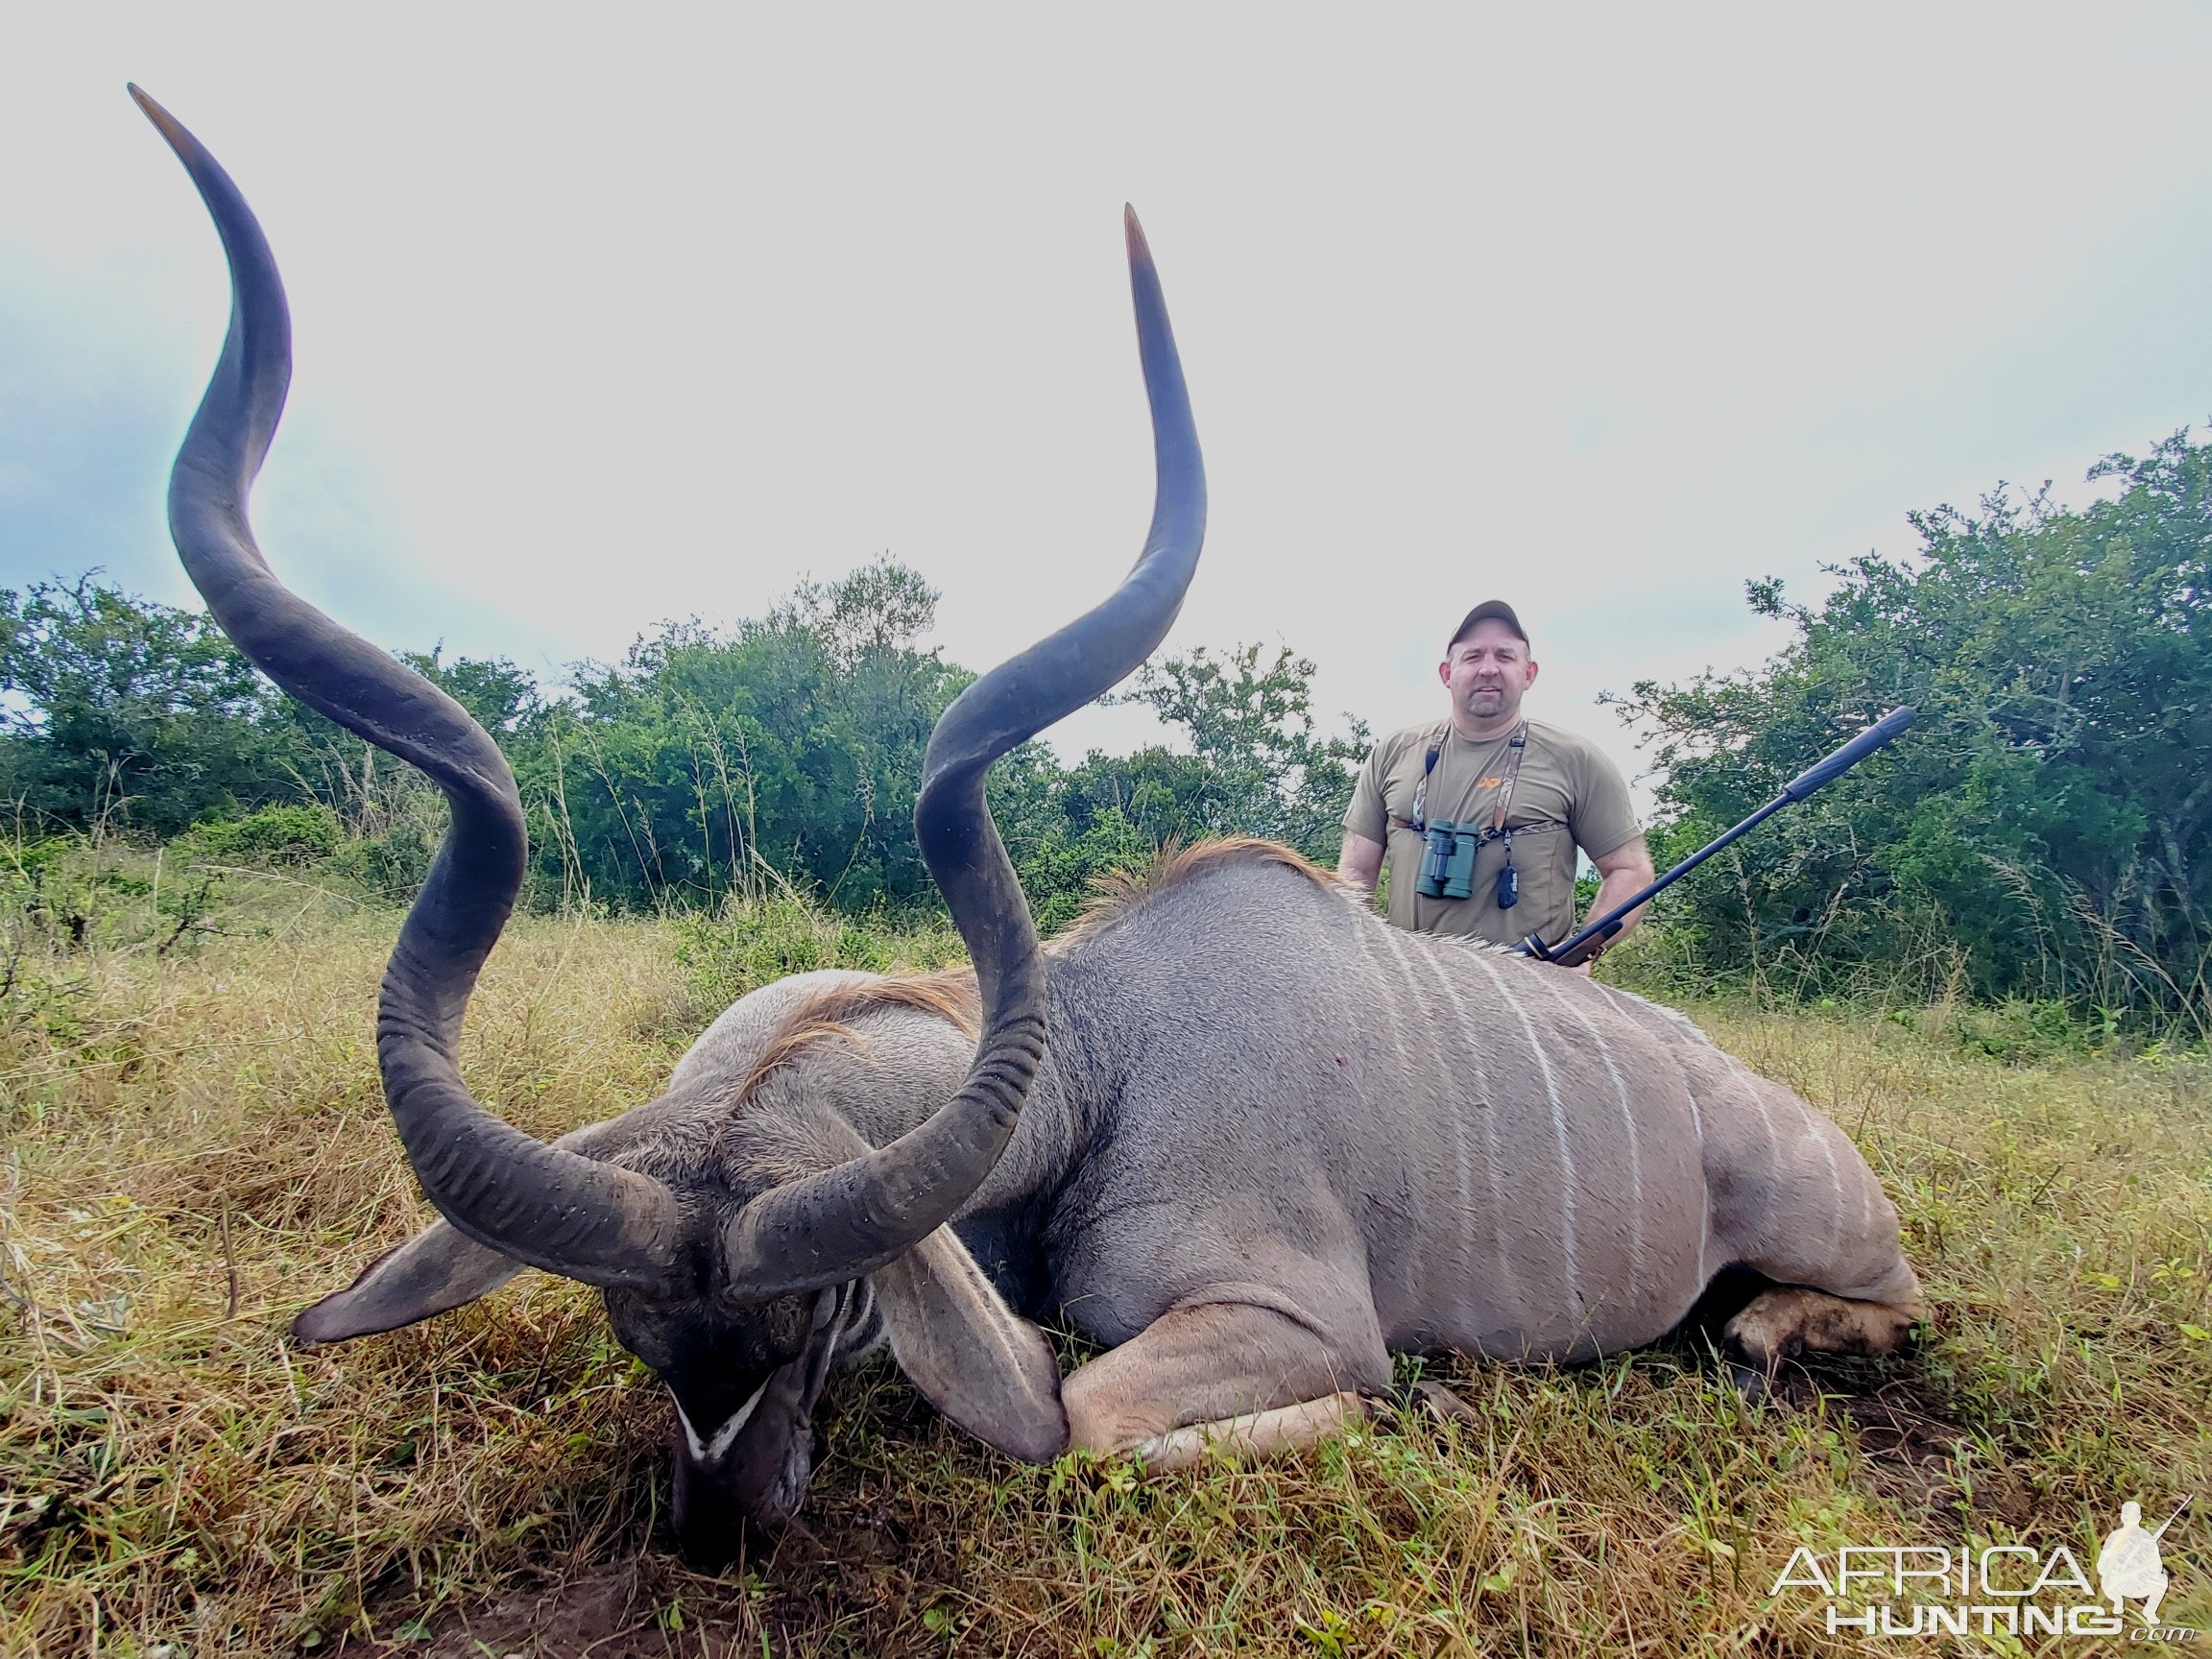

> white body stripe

[
  {"left": 1687, "top": 1077, "right": 1708, "bottom": 1286},
  {"left": 1469, "top": 953, "right": 1582, "bottom": 1312},
  {"left": 1545, "top": 978, "right": 1646, "bottom": 1280},
  {"left": 1373, "top": 929, "right": 1469, "bottom": 1251},
  {"left": 1725, "top": 1053, "right": 1782, "bottom": 1170},
  {"left": 1357, "top": 922, "right": 1424, "bottom": 1078},
  {"left": 1431, "top": 955, "right": 1521, "bottom": 1313},
  {"left": 1797, "top": 1094, "right": 1847, "bottom": 1237},
  {"left": 1592, "top": 981, "right": 1711, "bottom": 1285},
  {"left": 1375, "top": 928, "right": 1483, "bottom": 1290}
]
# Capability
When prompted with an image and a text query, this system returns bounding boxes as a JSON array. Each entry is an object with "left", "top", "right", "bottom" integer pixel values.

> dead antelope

[{"left": 135, "top": 86, "right": 1924, "bottom": 1570}]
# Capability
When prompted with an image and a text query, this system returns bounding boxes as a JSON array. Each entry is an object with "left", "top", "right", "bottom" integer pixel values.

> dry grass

[{"left": 2, "top": 876, "right": 2208, "bottom": 1656}]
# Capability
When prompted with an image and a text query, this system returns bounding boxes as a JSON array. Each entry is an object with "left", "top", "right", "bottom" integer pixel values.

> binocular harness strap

[
  {"left": 1411, "top": 723, "right": 1528, "bottom": 843},
  {"left": 1407, "top": 724, "right": 1534, "bottom": 908},
  {"left": 1408, "top": 724, "right": 1448, "bottom": 831},
  {"left": 1489, "top": 725, "right": 1528, "bottom": 838}
]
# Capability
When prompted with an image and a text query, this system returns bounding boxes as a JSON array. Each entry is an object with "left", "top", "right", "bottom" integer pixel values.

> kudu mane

[
  {"left": 729, "top": 973, "right": 984, "bottom": 1107},
  {"left": 1067, "top": 836, "right": 1340, "bottom": 937},
  {"left": 728, "top": 838, "right": 1339, "bottom": 1107}
]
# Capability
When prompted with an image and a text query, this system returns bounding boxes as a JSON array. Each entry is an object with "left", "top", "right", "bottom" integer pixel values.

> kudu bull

[{"left": 135, "top": 88, "right": 1923, "bottom": 1568}]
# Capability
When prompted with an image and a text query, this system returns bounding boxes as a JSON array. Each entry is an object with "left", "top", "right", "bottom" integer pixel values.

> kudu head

[{"left": 132, "top": 86, "right": 1204, "bottom": 1566}]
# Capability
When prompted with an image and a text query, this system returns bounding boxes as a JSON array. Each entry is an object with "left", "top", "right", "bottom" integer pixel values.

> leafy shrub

[
  {"left": 1007, "top": 803, "right": 1157, "bottom": 935},
  {"left": 6, "top": 838, "right": 69, "bottom": 880},
  {"left": 324, "top": 823, "right": 438, "bottom": 904},
  {"left": 177, "top": 805, "right": 343, "bottom": 866},
  {"left": 0, "top": 577, "right": 295, "bottom": 837},
  {"left": 670, "top": 892, "right": 963, "bottom": 1015},
  {"left": 1616, "top": 430, "right": 2212, "bottom": 1028},
  {"left": 1939, "top": 998, "right": 2123, "bottom": 1064},
  {"left": 0, "top": 838, "right": 227, "bottom": 959}
]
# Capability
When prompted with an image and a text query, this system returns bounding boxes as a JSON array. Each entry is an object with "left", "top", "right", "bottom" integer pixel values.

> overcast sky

[{"left": 6, "top": 5, "right": 2210, "bottom": 804}]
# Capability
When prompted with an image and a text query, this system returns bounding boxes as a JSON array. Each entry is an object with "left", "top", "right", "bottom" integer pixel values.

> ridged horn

[
  {"left": 719, "top": 207, "right": 1207, "bottom": 1297},
  {"left": 131, "top": 85, "right": 685, "bottom": 1289}
]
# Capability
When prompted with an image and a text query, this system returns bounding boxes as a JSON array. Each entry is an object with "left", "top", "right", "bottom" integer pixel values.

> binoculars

[
  {"left": 1417, "top": 820, "right": 1479, "bottom": 900},
  {"left": 1417, "top": 820, "right": 1518, "bottom": 907}
]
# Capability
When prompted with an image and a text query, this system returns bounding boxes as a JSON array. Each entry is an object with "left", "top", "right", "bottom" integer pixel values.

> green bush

[
  {"left": 177, "top": 805, "right": 343, "bottom": 867},
  {"left": 0, "top": 840, "right": 231, "bottom": 957},
  {"left": 0, "top": 578, "right": 298, "bottom": 838},
  {"left": 1616, "top": 430, "right": 2212, "bottom": 1027},
  {"left": 670, "top": 892, "right": 963, "bottom": 1014},
  {"left": 324, "top": 824, "right": 438, "bottom": 903},
  {"left": 1937, "top": 998, "right": 2123, "bottom": 1065}
]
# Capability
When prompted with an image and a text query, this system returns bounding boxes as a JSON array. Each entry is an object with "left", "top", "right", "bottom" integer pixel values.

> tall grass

[
  {"left": 1, "top": 860, "right": 2207, "bottom": 1655},
  {"left": 1601, "top": 848, "right": 2212, "bottom": 1046}
]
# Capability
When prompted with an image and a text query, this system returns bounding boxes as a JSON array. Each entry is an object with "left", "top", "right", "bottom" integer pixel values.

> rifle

[
  {"left": 2152, "top": 1495, "right": 2194, "bottom": 1542},
  {"left": 1520, "top": 706, "right": 1917, "bottom": 969}
]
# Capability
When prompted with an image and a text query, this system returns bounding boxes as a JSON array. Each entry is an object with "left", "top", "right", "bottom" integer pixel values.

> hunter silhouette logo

[
  {"left": 1768, "top": 1496, "right": 2199, "bottom": 1640},
  {"left": 2101, "top": 1498, "right": 2190, "bottom": 1627}
]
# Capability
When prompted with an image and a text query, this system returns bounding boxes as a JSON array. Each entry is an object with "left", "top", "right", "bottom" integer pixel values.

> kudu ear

[
  {"left": 293, "top": 1103, "right": 691, "bottom": 1343},
  {"left": 872, "top": 1228, "right": 1068, "bottom": 1464},
  {"left": 294, "top": 1221, "right": 524, "bottom": 1343}
]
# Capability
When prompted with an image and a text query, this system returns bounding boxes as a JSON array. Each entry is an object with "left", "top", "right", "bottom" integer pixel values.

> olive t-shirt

[{"left": 1343, "top": 719, "right": 1641, "bottom": 946}]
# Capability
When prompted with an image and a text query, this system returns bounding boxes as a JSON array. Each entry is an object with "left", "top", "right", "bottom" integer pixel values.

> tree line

[
  {"left": 0, "top": 556, "right": 1366, "bottom": 934},
  {"left": 5, "top": 428, "right": 2206, "bottom": 1017},
  {"left": 1614, "top": 431, "right": 2208, "bottom": 1019}
]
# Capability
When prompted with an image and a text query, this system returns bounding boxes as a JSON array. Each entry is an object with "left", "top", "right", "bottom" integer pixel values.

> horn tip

[
  {"left": 1123, "top": 205, "right": 1153, "bottom": 269},
  {"left": 127, "top": 83, "right": 192, "bottom": 152}
]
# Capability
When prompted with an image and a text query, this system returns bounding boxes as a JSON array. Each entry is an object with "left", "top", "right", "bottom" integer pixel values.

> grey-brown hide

[
  {"left": 675, "top": 845, "right": 1919, "bottom": 1377},
  {"left": 460, "top": 840, "right": 1918, "bottom": 1533}
]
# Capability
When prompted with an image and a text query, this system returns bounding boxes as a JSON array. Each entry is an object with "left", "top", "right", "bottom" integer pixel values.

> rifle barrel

[
  {"left": 2152, "top": 1495, "right": 2194, "bottom": 1540},
  {"left": 1522, "top": 706, "right": 1916, "bottom": 966}
]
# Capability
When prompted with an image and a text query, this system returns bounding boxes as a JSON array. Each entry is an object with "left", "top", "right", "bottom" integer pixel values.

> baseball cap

[{"left": 1448, "top": 600, "right": 1529, "bottom": 654}]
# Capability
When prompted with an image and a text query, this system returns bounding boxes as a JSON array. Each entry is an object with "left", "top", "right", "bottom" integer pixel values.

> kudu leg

[
  {"left": 1719, "top": 1217, "right": 1925, "bottom": 1382},
  {"left": 1701, "top": 1064, "right": 1928, "bottom": 1378},
  {"left": 1721, "top": 1285, "right": 1922, "bottom": 1373},
  {"left": 1062, "top": 1300, "right": 1387, "bottom": 1469},
  {"left": 1121, "top": 1393, "right": 1368, "bottom": 1472}
]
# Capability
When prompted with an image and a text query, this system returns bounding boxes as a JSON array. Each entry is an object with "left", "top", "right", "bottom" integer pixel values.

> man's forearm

[
  {"left": 1337, "top": 831, "right": 1384, "bottom": 896},
  {"left": 1582, "top": 868, "right": 1651, "bottom": 939}
]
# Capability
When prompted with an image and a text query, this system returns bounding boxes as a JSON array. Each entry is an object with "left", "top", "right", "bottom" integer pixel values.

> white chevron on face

[{"left": 678, "top": 1378, "right": 769, "bottom": 1467}]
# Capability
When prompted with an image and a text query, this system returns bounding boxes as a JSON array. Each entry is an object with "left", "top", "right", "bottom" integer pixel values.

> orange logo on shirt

[{"left": 1479, "top": 776, "right": 1503, "bottom": 788}]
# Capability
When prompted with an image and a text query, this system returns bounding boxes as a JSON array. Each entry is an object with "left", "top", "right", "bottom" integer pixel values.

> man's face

[{"left": 1439, "top": 620, "right": 1538, "bottom": 728}]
